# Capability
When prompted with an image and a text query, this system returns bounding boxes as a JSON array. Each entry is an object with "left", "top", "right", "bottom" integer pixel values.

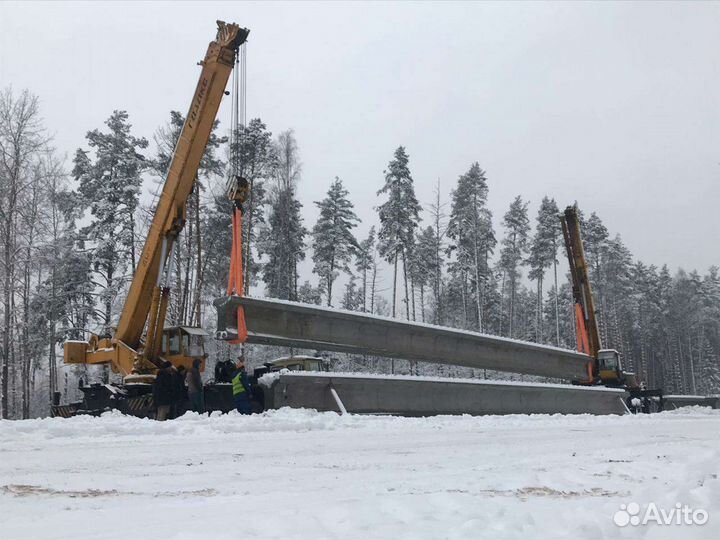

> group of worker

[{"left": 152, "top": 356, "right": 253, "bottom": 419}]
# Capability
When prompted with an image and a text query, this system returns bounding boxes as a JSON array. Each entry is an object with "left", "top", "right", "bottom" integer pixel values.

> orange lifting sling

[{"left": 227, "top": 207, "right": 248, "bottom": 344}]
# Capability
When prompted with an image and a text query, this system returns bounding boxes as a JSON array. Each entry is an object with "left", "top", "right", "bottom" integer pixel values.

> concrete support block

[{"left": 263, "top": 373, "right": 628, "bottom": 416}]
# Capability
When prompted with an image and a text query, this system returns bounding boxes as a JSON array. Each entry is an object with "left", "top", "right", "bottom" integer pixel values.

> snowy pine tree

[
  {"left": 297, "top": 280, "right": 323, "bottom": 305},
  {"left": 259, "top": 130, "right": 307, "bottom": 300},
  {"left": 74, "top": 110, "right": 148, "bottom": 329},
  {"left": 377, "top": 146, "right": 421, "bottom": 319},
  {"left": 527, "top": 196, "right": 560, "bottom": 343},
  {"left": 355, "top": 226, "right": 376, "bottom": 313},
  {"left": 311, "top": 177, "right": 360, "bottom": 306},
  {"left": 498, "top": 196, "right": 530, "bottom": 338},
  {"left": 446, "top": 163, "right": 495, "bottom": 331},
  {"left": 427, "top": 183, "right": 448, "bottom": 325},
  {"left": 341, "top": 274, "right": 363, "bottom": 311}
]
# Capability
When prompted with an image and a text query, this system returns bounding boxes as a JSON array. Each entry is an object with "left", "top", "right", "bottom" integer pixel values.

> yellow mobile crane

[
  {"left": 560, "top": 205, "right": 663, "bottom": 411},
  {"left": 57, "top": 22, "right": 249, "bottom": 415}
]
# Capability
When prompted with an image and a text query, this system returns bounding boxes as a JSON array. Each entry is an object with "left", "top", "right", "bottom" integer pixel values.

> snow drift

[{"left": 0, "top": 408, "right": 718, "bottom": 540}]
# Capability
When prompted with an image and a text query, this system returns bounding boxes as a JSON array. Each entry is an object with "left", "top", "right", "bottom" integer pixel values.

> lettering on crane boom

[{"left": 188, "top": 77, "right": 209, "bottom": 130}]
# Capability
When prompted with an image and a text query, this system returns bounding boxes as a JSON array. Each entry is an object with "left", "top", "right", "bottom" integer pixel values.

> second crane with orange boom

[{"left": 560, "top": 205, "right": 663, "bottom": 411}]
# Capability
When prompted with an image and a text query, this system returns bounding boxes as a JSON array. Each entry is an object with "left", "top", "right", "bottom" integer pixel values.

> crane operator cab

[
  {"left": 597, "top": 349, "right": 622, "bottom": 384},
  {"left": 161, "top": 326, "right": 209, "bottom": 371}
]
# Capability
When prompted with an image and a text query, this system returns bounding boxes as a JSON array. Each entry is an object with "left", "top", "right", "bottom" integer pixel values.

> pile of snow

[{"left": 1, "top": 408, "right": 718, "bottom": 539}]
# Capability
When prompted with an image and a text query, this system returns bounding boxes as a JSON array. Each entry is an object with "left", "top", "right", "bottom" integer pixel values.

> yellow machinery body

[{"left": 64, "top": 21, "right": 249, "bottom": 376}]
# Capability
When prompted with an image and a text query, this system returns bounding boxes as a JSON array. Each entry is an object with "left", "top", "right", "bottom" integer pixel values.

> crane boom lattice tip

[{"left": 216, "top": 20, "right": 250, "bottom": 49}]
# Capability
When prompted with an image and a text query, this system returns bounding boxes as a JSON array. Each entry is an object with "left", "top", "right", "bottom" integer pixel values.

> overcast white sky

[{"left": 2, "top": 1, "right": 719, "bottom": 274}]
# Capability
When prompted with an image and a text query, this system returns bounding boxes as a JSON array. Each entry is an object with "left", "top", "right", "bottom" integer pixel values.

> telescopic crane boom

[
  {"left": 560, "top": 205, "right": 651, "bottom": 392},
  {"left": 561, "top": 204, "right": 623, "bottom": 383},
  {"left": 64, "top": 21, "right": 249, "bottom": 378},
  {"left": 560, "top": 205, "right": 602, "bottom": 361}
]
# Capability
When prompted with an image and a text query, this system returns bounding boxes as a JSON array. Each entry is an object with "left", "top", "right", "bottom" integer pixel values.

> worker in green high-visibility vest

[{"left": 232, "top": 356, "right": 253, "bottom": 414}]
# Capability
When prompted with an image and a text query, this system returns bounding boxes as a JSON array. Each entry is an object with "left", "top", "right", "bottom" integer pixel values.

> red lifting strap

[
  {"left": 227, "top": 208, "right": 248, "bottom": 344},
  {"left": 574, "top": 303, "right": 590, "bottom": 356}
]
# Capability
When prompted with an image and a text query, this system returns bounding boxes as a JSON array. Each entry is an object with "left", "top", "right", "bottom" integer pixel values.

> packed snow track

[{"left": 0, "top": 408, "right": 718, "bottom": 540}]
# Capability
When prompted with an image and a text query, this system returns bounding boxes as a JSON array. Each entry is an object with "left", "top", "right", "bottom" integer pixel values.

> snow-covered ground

[{"left": 0, "top": 408, "right": 717, "bottom": 540}]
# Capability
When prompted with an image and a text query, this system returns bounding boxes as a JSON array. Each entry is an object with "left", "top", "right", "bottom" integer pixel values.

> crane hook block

[{"left": 227, "top": 175, "right": 250, "bottom": 211}]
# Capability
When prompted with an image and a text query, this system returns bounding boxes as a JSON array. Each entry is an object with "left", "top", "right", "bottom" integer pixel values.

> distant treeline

[{"left": 0, "top": 87, "right": 717, "bottom": 418}]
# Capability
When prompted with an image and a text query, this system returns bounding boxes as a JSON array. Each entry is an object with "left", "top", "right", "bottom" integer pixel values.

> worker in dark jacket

[
  {"left": 171, "top": 365, "right": 188, "bottom": 418},
  {"left": 232, "top": 356, "right": 253, "bottom": 415},
  {"left": 214, "top": 359, "right": 235, "bottom": 383},
  {"left": 186, "top": 358, "right": 205, "bottom": 414},
  {"left": 153, "top": 361, "right": 174, "bottom": 421}
]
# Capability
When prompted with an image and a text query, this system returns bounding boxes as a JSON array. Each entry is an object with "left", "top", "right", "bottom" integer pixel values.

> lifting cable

[
  {"left": 229, "top": 42, "right": 247, "bottom": 176},
  {"left": 227, "top": 42, "right": 248, "bottom": 344}
]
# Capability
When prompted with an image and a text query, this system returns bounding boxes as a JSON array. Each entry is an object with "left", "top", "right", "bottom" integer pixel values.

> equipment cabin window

[
  {"left": 168, "top": 332, "right": 181, "bottom": 355},
  {"left": 598, "top": 350, "right": 620, "bottom": 371},
  {"left": 186, "top": 335, "right": 204, "bottom": 357}
]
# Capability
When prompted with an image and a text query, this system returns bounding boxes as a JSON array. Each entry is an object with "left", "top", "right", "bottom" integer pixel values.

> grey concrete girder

[
  {"left": 215, "top": 295, "right": 592, "bottom": 381},
  {"left": 264, "top": 373, "right": 628, "bottom": 416}
]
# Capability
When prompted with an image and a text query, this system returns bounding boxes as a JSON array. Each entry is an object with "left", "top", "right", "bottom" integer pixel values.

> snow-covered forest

[{"left": 1, "top": 86, "right": 718, "bottom": 418}]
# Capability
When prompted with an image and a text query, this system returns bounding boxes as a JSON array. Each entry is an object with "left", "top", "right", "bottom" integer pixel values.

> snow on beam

[{"left": 215, "top": 296, "right": 592, "bottom": 381}]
